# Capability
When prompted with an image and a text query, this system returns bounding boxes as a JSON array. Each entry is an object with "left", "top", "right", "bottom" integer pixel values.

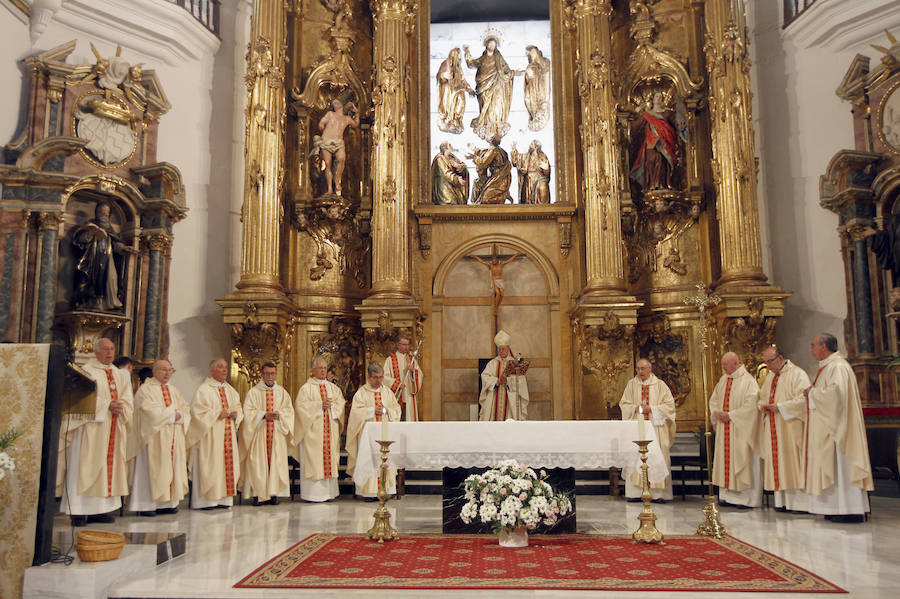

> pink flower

[
  {"left": 500, "top": 488, "right": 507, "bottom": 495},
  {"left": 519, "top": 493, "right": 527, "bottom": 501}
]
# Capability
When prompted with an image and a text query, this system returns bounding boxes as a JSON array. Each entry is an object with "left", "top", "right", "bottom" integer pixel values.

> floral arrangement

[
  {"left": 0, "top": 428, "right": 23, "bottom": 481},
  {"left": 460, "top": 459, "right": 572, "bottom": 533}
]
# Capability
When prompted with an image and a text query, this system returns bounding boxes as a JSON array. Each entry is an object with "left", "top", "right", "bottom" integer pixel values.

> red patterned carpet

[{"left": 235, "top": 533, "right": 845, "bottom": 592}]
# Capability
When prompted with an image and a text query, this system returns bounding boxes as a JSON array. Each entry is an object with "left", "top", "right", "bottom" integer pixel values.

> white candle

[
  {"left": 381, "top": 407, "right": 388, "bottom": 441},
  {"left": 638, "top": 406, "right": 646, "bottom": 441}
]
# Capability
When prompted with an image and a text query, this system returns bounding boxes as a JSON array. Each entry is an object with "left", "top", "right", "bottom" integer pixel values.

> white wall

[
  {"left": 0, "top": 0, "right": 247, "bottom": 393},
  {"left": 749, "top": 0, "right": 900, "bottom": 371}
]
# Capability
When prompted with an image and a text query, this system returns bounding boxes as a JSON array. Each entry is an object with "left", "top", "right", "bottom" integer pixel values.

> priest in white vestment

[
  {"left": 757, "top": 346, "right": 810, "bottom": 512},
  {"left": 383, "top": 335, "right": 423, "bottom": 421},
  {"left": 239, "top": 362, "right": 294, "bottom": 505},
  {"left": 803, "top": 333, "right": 873, "bottom": 522},
  {"left": 619, "top": 358, "right": 676, "bottom": 501},
  {"left": 186, "top": 358, "right": 243, "bottom": 509},
  {"left": 710, "top": 352, "right": 763, "bottom": 508},
  {"left": 346, "top": 363, "right": 401, "bottom": 499},
  {"left": 479, "top": 330, "right": 529, "bottom": 421},
  {"left": 57, "top": 338, "right": 133, "bottom": 526},
  {"left": 294, "top": 357, "right": 346, "bottom": 502},
  {"left": 128, "top": 359, "right": 189, "bottom": 516}
]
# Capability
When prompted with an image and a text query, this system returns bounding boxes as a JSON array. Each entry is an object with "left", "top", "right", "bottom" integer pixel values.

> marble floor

[{"left": 53, "top": 494, "right": 900, "bottom": 598}]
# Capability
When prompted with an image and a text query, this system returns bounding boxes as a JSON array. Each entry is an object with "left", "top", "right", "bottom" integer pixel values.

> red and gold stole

[
  {"left": 318, "top": 384, "right": 333, "bottom": 478},
  {"left": 103, "top": 368, "right": 119, "bottom": 497},
  {"left": 722, "top": 377, "right": 734, "bottom": 488},
  {"left": 640, "top": 385, "right": 651, "bottom": 420},
  {"left": 216, "top": 386, "right": 235, "bottom": 496},
  {"left": 265, "top": 388, "right": 274, "bottom": 467},
  {"left": 766, "top": 374, "right": 781, "bottom": 489}
]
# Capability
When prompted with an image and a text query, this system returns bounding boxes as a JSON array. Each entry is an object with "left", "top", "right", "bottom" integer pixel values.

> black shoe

[
  {"left": 214, "top": 504, "right": 231, "bottom": 510},
  {"left": 198, "top": 506, "right": 217, "bottom": 511},
  {"left": 733, "top": 504, "right": 752, "bottom": 510},
  {"left": 137, "top": 511, "right": 157, "bottom": 517},
  {"left": 156, "top": 507, "right": 178, "bottom": 515},
  {"left": 626, "top": 497, "right": 642, "bottom": 503},
  {"left": 775, "top": 506, "right": 788, "bottom": 513},
  {"left": 269, "top": 497, "right": 279, "bottom": 505},
  {"left": 651, "top": 498, "right": 668, "bottom": 504},
  {"left": 252, "top": 497, "right": 262, "bottom": 506},
  {"left": 70, "top": 515, "right": 87, "bottom": 527},
  {"left": 87, "top": 513, "right": 115, "bottom": 523},
  {"left": 829, "top": 514, "right": 865, "bottom": 523}
]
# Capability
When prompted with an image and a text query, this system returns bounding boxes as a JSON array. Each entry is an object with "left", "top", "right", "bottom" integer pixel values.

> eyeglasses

[{"left": 159, "top": 368, "right": 176, "bottom": 374}]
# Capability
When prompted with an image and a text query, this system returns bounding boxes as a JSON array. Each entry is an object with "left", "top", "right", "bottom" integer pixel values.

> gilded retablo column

[
  {"left": 574, "top": 0, "right": 627, "bottom": 294},
  {"left": 369, "top": 0, "right": 415, "bottom": 301},
  {"left": 237, "top": 0, "right": 288, "bottom": 292},
  {"left": 704, "top": 0, "right": 765, "bottom": 286}
]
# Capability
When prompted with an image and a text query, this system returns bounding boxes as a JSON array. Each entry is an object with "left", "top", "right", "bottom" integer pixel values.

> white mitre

[{"left": 494, "top": 329, "right": 511, "bottom": 347}]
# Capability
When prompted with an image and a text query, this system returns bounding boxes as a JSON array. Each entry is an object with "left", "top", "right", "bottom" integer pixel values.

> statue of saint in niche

[
  {"left": 464, "top": 34, "right": 522, "bottom": 141},
  {"left": 523, "top": 45, "right": 551, "bottom": 131},
  {"left": 431, "top": 141, "right": 469, "bottom": 205},
  {"left": 511, "top": 140, "right": 551, "bottom": 204},
  {"left": 436, "top": 48, "right": 474, "bottom": 134},
  {"left": 71, "top": 202, "right": 130, "bottom": 312},
  {"left": 468, "top": 135, "right": 512, "bottom": 205},
  {"left": 629, "top": 91, "right": 686, "bottom": 191},
  {"left": 310, "top": 97, "right": 360, "bottom": 196}
]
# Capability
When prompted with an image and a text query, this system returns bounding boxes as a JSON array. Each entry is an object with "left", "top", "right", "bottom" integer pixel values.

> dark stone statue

[{"left": 72, "top": 202, "right": 128, "bottom": 311}]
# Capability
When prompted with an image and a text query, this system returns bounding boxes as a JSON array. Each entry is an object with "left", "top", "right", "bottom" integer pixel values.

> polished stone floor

[{"left": 61, "top": 494, "right": 900, "bottom": 598}]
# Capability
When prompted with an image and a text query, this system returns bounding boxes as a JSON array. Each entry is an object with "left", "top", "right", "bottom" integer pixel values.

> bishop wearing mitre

[
  {"left": 479, "top": 330, "right": 529, "bottom": 421},
  {"left": 294, "top": 357, "right": 346, "bottom": 502},
  {"left": 346, "top": 363, "right": 402, "bottom": 499},
  {"left": 239, "top": 362, "right": 294, "bottom": 505},
  {"left": 57, "top": 338, "right": 133, "bottom": 526},
  {"left": 128, "top": 359, "right": 190, "bottom": 516},
  {"left": 186, "top": 358, "right": 243, "bottom": 509},
  {"left": 757, "top": 345, "right": 810, "bottom": 512},
  {"left": 619, "top": 358, "right": 676, "bottom": 502},
  {"left": 710, "top": 352, "right": 762, "bottom": 508},
  {"left": 383, "top": 334, "right": 423, "bottom": 421}
]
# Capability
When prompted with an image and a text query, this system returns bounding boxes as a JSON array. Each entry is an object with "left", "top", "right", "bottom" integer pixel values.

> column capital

[{"left": 37, "top": 211, "right": 63, "bottom": 230}]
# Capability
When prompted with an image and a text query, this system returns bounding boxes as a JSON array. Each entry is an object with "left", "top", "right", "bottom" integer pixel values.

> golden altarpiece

[{"left": 221, "top": 0, "right": 788, "bottom": 430}]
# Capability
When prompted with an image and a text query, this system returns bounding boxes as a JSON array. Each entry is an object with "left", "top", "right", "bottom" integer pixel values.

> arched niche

[{"left": 432, "top": 234, "right": 560, "bottom": 421}]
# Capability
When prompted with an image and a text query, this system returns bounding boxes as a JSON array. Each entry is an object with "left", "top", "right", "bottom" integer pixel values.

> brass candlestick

[
  {"left": 632, "top": 439, "right": 664, "bottom": 544},
  {"left": 367, "top": 440, "right": 398, "bottom": 543}
]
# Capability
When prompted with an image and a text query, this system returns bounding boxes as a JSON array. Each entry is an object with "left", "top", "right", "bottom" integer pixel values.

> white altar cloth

[{"left": 352, "top": 420, "right": 668, "bottom": 488}]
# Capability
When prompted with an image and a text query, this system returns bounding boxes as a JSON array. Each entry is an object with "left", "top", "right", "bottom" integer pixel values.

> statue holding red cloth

[{"left": 629, "top": 91, "right": 686, "bottom": 191}]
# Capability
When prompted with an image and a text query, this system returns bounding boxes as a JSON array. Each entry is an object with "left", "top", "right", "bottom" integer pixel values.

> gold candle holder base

[
  {"left": 632, "top": 439, "right": 664, "bottom": 544},
  {"left": 367, "top": 440, "right": 399, "bottom": 543},
  {"left": 696, "top": 493, "right": 727, "bottom": 538}
]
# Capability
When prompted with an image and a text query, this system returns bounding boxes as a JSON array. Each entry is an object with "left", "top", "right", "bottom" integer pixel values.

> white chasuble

[
  {"left": 756, "top": 361, "right": 809, "bottom": 495},
  {"left": 57, "top": 359, "right": 133, "bottom": 514},
  {"left": 294, "top": 378, "right": 345, "bottom": 482},
  {"left": 186, "top": 378, "right": 243, "bottom": 505},
  {"left": 710, "top": 365, "right": 762, "bottom": 505},
  {"left": 805, "top": 352, "right": 873, "bottom": 515},
  {"left": 346, "top": 384, "right": 401, "bottom": 496},
  {"left": 619, "top": 374, "right": 676, "bottom": 498},
  {"left": 383, "top": 352, "right": 423, "bottom": 421},
  {"left": 239, "top": 381, "right": 294, "bottom": 500},
  {"left": 479, "top": 357, "right": 529, "bottom": 421},
  {"left": 128, "top": 379, "right": 190, "bottom": 510}
]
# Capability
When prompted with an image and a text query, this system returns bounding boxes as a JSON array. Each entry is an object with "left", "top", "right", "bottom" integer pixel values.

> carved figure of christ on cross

[{"left": 467, "top": 245, "right": 524, "bottom": 321}]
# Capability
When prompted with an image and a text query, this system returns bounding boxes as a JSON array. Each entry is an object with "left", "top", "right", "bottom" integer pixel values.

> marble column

[
  {"left": 142, "top": 234, "right": 170, "bottom": 360},
  {"left": 236, "top": 0, "right": 287, "bottom": 293},
  {"left": 574, "top": 0, "right": 627, "bottom": 295},
  {"left": 34, "top": 212, "right": 61, "bottom": 343},
  {"left": 704, "top": 0, "right": 766, "bottom": 287},
  {"left": 852, "top": 235, "right": 875, "bottom": 355},
  {"left": 368, "top": 0, "right": 416, "bottom": 301}
]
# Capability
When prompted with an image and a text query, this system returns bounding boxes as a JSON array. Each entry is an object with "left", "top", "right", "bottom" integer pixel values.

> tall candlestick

[
  {"left": 381, "top": 407, "right": 388, "bottom": 441},
  {"left": 638, "top": 406, "right": 646, "bottom": 441}
]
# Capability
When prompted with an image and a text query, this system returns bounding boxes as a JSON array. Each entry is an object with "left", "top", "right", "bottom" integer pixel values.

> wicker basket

[{"left": 76, "top": 529, "right": 126, "bottom": 562}]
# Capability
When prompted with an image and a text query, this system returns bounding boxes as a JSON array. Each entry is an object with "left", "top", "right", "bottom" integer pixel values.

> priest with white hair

[
  {"left": 128, "top": 359, "right": 190, "bottom": 516},
  {"left": 619, "top": 358, "right": 676, "bottom": 502},
  {"left": 186, "top": 358, "right": 243, "bottom": 509},
  {"left": 57, "top": 337, "right": 133, "bottom": 526},
  {"left": 757, "top": 345, "right": 810, "bottom": 512},
  {"left": 479, "top": 329, "right": 529, "bottom": 421},
  {"left": 345, "top": 362, "right": 401, "bottom": 499},
  {"left": 239, "top": 362, "right": 294, "bottom": 505},
  {"left": 294, "top": 357, "right": 346, "bottom": 502},
  {"left": 710, "top": 351, "right": 763, "bottom": 508},
  {"left": 803, "top": 333, "right": 873, "bottom": 523}
]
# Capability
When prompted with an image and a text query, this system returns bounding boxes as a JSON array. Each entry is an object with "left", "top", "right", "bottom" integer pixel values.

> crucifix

[{"left": 466, "top": 244, "right": 524, "bottom": 332}]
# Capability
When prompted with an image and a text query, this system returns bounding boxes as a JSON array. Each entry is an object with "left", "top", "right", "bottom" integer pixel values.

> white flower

[
  {"left": 461, "top": 501, "right": 479, "bottom": 523},
  {"left": 479, "top": 502, "right": 498, "bottom": 522},
  {"left": 0, "top": 451, "right": 14, "bottom": 473}
]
